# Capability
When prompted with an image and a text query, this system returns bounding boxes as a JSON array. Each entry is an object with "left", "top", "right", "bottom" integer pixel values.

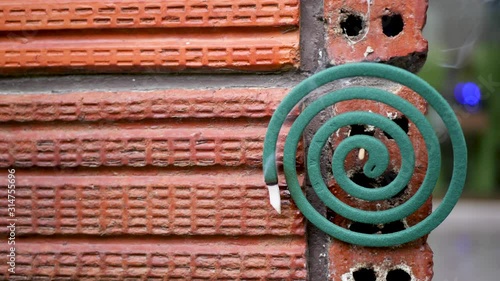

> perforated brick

[
  {"left": 329, "top": 241, "right": 433, "bottom": 281},
  {"left": 0, "top": 0, "right": 299, "bottom": 31},
  {"left": 328, "top": 86, "right": 431, "bottom": 236},
  {"left": 324, "top": 0, "right": 428, "bottom": 72}
]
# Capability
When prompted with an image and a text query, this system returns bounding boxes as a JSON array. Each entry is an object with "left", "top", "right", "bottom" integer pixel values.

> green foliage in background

[{"left": 419, "top": 43, "right": 500, "bottom": 197}]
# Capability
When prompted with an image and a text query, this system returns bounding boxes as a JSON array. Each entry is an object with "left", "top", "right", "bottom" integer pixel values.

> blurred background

[{"left": 421, "top": 0, "right": 500, "bottom": 279}]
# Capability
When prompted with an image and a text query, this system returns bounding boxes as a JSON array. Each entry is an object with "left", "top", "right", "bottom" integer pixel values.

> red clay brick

[
  {"left": 0, "top": 27, "right": 299, "bottom": 74},
  {"left": 0, "top": 0, "right": 299, "bottom": 31},
  {"left": 0, "top": 86, "right": 306, "bottom": 280},
  {"left": 0, "top": 88, "right": 304, "bottom": 169},
  {"left": 329, "top": 241, "right": 433, "bottom": 281},
  {"left": 0, "top": 237, "right": 307, "bottom": 280},
  {"left": 327, "top": 85, "right": 433, "bottom": 279},
  {"left": 324, "top": 0, "right": 428, "bottom": 71},
  {"left": 0, "top": 171, "right": 304, "bottom": 236},
  {"left": 329, "top": 86, "right": 431, "bottom": 232},
  {"left": 0, "top": 88, "right": 290, "bottom": 122},
  {"left": 0, "top": 123, "right": 268, "bottom": 168}
]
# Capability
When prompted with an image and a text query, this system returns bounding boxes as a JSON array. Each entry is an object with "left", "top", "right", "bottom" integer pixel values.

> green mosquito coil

[{"left": 263, "top": 62, "right": 467, "bottom": 247}]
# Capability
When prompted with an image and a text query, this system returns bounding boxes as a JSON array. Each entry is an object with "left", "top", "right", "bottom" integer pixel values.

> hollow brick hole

[
  {"left": 382, "top": 13, "right": 404, "bottom": 37},
  {"left": 353, "top": 267, "right": 377, "bottom": 281},
  {"left": 380, "top": 220, "right": 406, "bottom": 234},
  {"left": 349, "top": 220, "right": 406, "bottom": 234},
  {"left": 349, "top": 170, "right": 398, "bottom": 189},
  {"left": 349, "top": 222, "right": 379, "bottom": 234},
  {"left": 384, "top": 115, "right": 409, "bottom": 139},
  {"left": 340, "top": 11, "right": 365, "bottom": 37},
  {"left": 349, "top": 166, "right": 408, "bottom": 199},
  {"left": 349, "top": 124, "right": 375, "bottom": 137},
  {"left": 386, "top": 268, "right": 411, "bottom": 281}
]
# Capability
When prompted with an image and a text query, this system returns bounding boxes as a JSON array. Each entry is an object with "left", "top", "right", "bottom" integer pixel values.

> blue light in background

[{"left": 454, "top": 82, "right": 481, "bottom": 106}]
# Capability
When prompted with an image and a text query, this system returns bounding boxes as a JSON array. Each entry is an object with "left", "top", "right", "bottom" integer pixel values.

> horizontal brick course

[
  {"left": 0, "top": 125, "right": 269, "bottom": 168},
  {"left": 0, "top": 88, "right": 290, "bottom": 122},
  {"left": 0, "top": 27, "right": 299, "bottom": 74},
  {"left": 0, "top": 0, "right": 299, "bottom": 31},
  {"left": 0, "top": 88, "right": 303, "bottom": 169},
  {"left": 0, "top": 237, "right": 307, "bottom": 280},
  {"left": 0, "top": 86, "right": 306, "bottom": 279},
  {"left": 0, "top": 172, "right": 304, "bottom": 236}
]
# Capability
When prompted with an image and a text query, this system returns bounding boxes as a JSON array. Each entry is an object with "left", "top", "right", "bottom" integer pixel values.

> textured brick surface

[
  {"left": 329, "top": 242, "right": 433, "bottom": 281},
  {"left": 0, "top": 87, "right": 306, "bottom": 279},
  {"left": 0, "top": 0, "right": 299, "bottom": 74},
  {"left": 0, "top": 124, "right": 268, "bottom": 168},
  {"left": 327, "top": 85, "right": 433, "bottom": 280},
  {"left": 324, "top": 0, "right": 428, "bottom": 72},
  {"left": 0, "top": 237, "right": 307, "bottom": 280},
  {"left": 0, "top": 88, "right": 290, "bottom": 122},
  {"left": 0, "top": 172, "right": 304, "bottom": 236},
  {"left": 0, "top": 0, "right": 299, "bottom": 30},
  {"left": 0, "top": 27, "right": 299, "bottom": 74},
  {"left": 329, "top": 86, "right": 430, "bottom": 230},
  {"left": 0, "top": 88, "right": 302, "bottom": 169}
]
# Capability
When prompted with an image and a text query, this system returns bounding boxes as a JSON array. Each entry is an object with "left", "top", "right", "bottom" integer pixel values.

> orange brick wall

[
  {"left": 0, "top": 88, "right": 306, "bottom": 280},
  {"left": 0, "top": 0, "right": 433, "bottom": 280},
  {"left": 0, "top": 0, "right": 299, "bottom": 74}
]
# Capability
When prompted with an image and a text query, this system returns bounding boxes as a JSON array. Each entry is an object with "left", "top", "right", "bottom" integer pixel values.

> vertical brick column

[{"left": 321, "top": 0, "right": 433, "bottom": 280}]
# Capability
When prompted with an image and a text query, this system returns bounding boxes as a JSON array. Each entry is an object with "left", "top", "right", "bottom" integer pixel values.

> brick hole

[
  {"left": 350, "top": 171, "right": 377, "bottom": 189},
  {"left": 386, "top": 269, "right": 411, "bottom": 281},
  {"left": 390, "top": 185, "right": 408, "bottom": 199},
  {"left": 349, "top": 170, "right": 397, "bottom": 189},
  {"left": 353, "top": 268, "right": 376, "bottom": 281},
  {"left": 349, "top": 124, "right": 375, "bottom": 137},
  {"left": 349, "top": 220, "right": 406, "bottom": 234},
  {"left": 389, "top": 186, "right": 408, "bottom": 200},
  {"left": 326, "top": 208, "right": 336, "bottom": 221},
  {"left": 383, "top": 116, "right": 409, "bottom": 139},
  {"left": 349, "top": 222, "right": 379, "bottom": 234},
  {"left": 382, "top": 14, "right": 404, "bottom": 37},
  {"left": 340, "top": 12, "right": 365, "bottom": 37},
  {"left": 363, "top": 169, "right": 408, "bottom": 199},
  {"left": 380, "top": 220, "right": 406, "bottom": 234}
]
